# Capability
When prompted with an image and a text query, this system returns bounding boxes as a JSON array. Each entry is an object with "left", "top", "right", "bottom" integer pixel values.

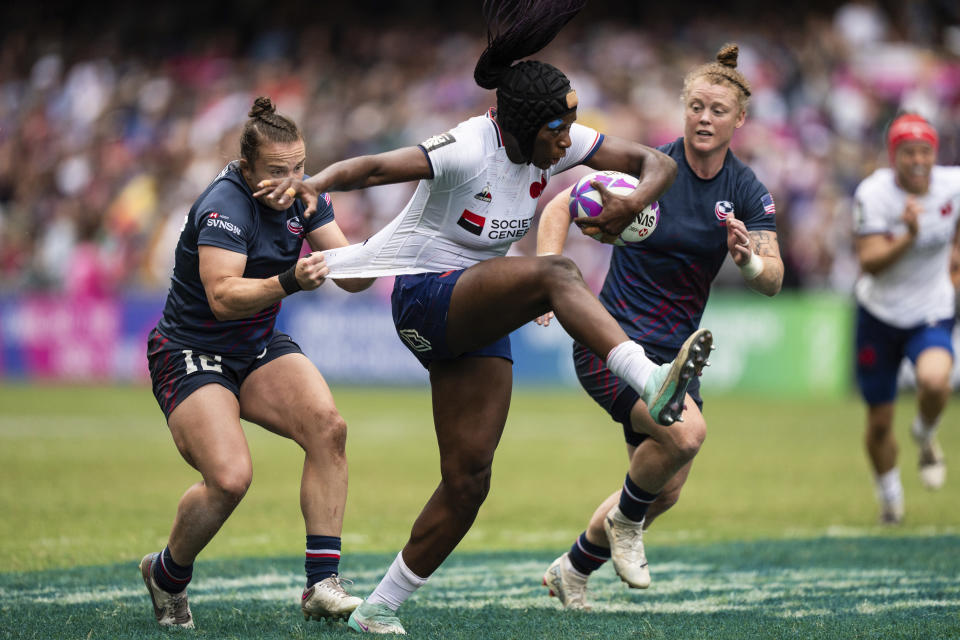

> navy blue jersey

[
  {"left": 156, "top": 162, "right": 334, "bottom": 355},
  {"left": 599, "top": 138, "right": 777, "bottom": 349}
]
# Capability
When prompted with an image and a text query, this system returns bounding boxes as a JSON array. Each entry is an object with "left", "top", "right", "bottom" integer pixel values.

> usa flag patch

[{"left": 761, "top": 193, "right": 776, "bottom": 215}]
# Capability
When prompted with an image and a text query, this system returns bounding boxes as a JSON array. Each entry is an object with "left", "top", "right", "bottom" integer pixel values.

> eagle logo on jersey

[
  {"left": 457, "top": 209, "right": 486, "bottom": 236},
  {"left": 714, "top": 201, "right": 734, "bottom": 222},
  {"left": 287, "top": 216, "right": 304, "bottom": 236}
]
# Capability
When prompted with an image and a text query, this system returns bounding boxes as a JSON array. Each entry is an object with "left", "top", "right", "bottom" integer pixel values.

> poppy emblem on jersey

[
  {"left": 529, "top": 173, "right": 548, "bottom": 199},
  {"left": 714, "top": 201, "right": 734, "bottom": 222},
  {"left": 942, "top": 202, "right": 953, "bottom": 217},
  {"left": 457, "top": 209, "right": 486, "bottom": 236},
  {"left": 287, "top": 216, "right": 304, "bottom": 236}
]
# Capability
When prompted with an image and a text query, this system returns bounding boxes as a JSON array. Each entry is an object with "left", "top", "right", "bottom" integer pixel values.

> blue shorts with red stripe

[
  {"left": 391, "top": 270, "right": 513, "bottom": 369},
  {"left": 855, "top": 305, "right": 955, "bottom": 406},
  {"left": 146, "top": 327, "right": 303, "bottom": 419},
  {"left": 573, "top": 339, "right": 703, "bottom": 447}
]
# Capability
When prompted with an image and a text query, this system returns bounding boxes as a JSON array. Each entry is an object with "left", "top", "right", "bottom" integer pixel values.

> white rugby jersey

[
  {"left": 322, "top": 109, "right": 603, "bottom": 278},
  {"left": 853, "top": 165, "right": 960, "bottom": 327}
]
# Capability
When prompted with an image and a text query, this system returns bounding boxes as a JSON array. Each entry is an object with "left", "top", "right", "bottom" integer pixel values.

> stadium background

[
  {"left": 2, "top": 2, "right": 960, "bottom": 638},
  {"left": 1, "top": 0, "right": 960, "bottom": 391}
]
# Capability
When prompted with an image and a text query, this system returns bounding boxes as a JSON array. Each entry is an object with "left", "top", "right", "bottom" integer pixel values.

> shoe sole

[{"left": 648, "top": 329, "right": 713, "bottom": 426}]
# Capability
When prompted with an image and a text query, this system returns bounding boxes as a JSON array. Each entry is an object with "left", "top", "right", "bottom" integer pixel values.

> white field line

[{"left": 6, "top": 560, "right": 959, "bottom": 617}]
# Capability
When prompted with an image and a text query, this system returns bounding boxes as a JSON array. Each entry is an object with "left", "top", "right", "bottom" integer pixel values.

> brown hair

[
  {"left": 681, "top": 43, "right": 752, "bottom": 113},
  {"left": 239, "top": 96, "right": 301, "bottom": 163}
]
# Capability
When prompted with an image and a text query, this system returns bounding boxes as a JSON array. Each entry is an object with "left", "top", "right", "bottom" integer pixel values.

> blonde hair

[{"left": 681, "top": 43, "right": 751, "bottom": 113}]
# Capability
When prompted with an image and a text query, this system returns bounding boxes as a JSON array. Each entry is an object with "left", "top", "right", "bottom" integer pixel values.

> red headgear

[{"left": 887, "top": 114, "right": 938, "bottom": 161}]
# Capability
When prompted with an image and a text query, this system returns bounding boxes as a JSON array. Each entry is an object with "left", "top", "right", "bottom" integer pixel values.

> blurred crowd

[{"left": 1, "top": 0, "right": 959, "bottom": 300}]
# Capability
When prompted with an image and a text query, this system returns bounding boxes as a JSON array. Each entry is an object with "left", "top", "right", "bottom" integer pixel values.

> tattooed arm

[
  {"left": 726, "top": 210, "right": 784, "bottom": 296},
  {"left": 744, "top": 229, "right": 784, "bottom": 296}
]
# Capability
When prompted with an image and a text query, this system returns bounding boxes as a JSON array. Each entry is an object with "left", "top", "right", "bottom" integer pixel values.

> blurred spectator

[{"left": 0, "top": 1, "right": 958, "bottom": 297}]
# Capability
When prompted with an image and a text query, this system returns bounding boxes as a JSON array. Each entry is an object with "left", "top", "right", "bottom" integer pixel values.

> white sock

[
  {"left": 605, "top": 341, "right": 657, "bottom": 398},
  {"left": 366, "top": 552, "right": 429, "bottom": 611},
  {"left": 911, "top": 415, "right": 939, "bottom": 442},
  {"left": 875, "top": 467, "right": 904, "bottom": 505}
]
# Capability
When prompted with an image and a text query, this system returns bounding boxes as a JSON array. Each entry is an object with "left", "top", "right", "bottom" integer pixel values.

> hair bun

[
  {"left": 716, "top": 43, "right": 739, "bottom": 69},
  {"left": 248, "top": 96, "right": 276, "bottom": 119}
]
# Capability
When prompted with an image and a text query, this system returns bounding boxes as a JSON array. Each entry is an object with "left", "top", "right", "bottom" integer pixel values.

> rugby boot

[
  {"left": 603, "top": 506, "right": 651, "bottom": 588},
  {"left": 642, "top": 328, "right": 713, "bottom": 426},
  {"left": 543, "top": 552, "right": 591, "bottom": 610},
  {"left": 302, "top": 575, "right": 363, "bottom": 620},
  {"left": 139, "top": 553, "right": 194, "bottom": 628}
]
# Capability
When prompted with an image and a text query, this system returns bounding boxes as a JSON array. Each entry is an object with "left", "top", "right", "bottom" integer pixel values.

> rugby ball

[{"left": 568, "top": 170, "right": 659, "bottom": 246}]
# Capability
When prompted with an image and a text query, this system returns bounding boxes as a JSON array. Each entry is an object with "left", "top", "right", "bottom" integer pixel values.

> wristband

[
  {"left": 278, "top": 265, "right": 302, "bottom": 295},
  {"left": 739, "top": 252, "right": 764, "bottom": 280}
]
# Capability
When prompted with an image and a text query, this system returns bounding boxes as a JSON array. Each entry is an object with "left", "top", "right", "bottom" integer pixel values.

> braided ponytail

[{"left": 473, "top": 0, "right": 587, "bottom": 162}]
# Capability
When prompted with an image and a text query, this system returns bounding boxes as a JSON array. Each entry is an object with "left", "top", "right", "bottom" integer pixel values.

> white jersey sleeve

[
  {"left": 419, "top": 124, "right": 487, "bottom": 191},
  {"left": 853, "top": 169, "right": 900, "bottom": 236}
]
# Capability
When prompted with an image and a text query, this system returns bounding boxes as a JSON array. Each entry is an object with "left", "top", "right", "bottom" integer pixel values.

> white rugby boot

[
  {"left": 139, "top": 553, "right": 194, "bottom": 629},
  {"left": 542, "top": 552, "right": 591, "bottom": 610},
  {"left": 911, "top": 421, "right": 946, "bottom": 490},
  {"left": 603, "top": 506, "right": 651, "bottom": 588},
  {"left": 302, "top": 575, "right": 363, "bottom": 620},
  {"left": 879, "top": 497, "right": 905, "bottom": 525},
  {"left": 347, "top": 600, "right": 407, "bottom": 635},
  {"left": 642, "top": 329, "right": 712, "bottom": 426}
]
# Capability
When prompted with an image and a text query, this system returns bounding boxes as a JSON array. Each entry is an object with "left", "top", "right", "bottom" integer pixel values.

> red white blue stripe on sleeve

[{"left": 305, "top": 548, "right": 341, "bottom": 558}]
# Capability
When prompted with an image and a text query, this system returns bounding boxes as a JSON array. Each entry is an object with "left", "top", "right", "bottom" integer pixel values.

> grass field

[{"left": 2, "top": 385, "right": 959, "bottom": 638}]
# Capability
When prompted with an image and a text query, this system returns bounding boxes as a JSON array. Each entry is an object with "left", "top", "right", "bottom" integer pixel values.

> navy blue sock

[
  {"left": 567, "top": 532, "right": 610, "bottom": 575},
  {"left": 619, "top": 473, "right": 659, "bottom": 522},
  {"left": 305, "top": 535, "right": 341, "bottom": 588},
  {"left": 152, "top": 546, "right": 192, "bottom": 593}
]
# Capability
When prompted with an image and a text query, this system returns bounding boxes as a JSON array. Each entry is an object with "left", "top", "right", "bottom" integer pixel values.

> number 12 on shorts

[{"left": 182, "top": 350, "right": 223, "bottom": 374}]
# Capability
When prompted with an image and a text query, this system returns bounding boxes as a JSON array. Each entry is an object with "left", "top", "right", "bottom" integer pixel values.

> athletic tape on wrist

[
  {"left": 278, "top": 265, "right": 302, "bottom": 295},
  {"left": 739, "top": 252, "right": 764, "bottom": 280}
]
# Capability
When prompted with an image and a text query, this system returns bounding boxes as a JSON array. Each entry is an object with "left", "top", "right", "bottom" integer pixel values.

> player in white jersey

[
  {"left": 852, "top": 113, "right": 960, "bottom": 524},
  {"left": 256, "top": 1, "right": 713, "bottom": 634}
]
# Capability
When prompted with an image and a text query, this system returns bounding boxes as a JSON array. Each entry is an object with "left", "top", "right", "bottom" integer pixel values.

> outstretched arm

[
  {"left": 576, "top": 135, "right": 677, "bottom": 235},
  {"left": 253, "top": 146, "right": 432, "bottom": 218}
]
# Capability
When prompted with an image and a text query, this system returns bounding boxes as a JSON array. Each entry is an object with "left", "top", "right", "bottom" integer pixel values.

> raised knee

[
  {"left": 300, "top": 409, "right": 348, "bottom": 453},
  {"left": 541, "top": 254, "right": 583, "bottom": 284},
  {"left": 209, "top": 468, "right": 251, "bottom": 503},
  {"left": 916, "top": 370, "right": 951, "bottom": 398},
  {"left": 672, "top": 419, "right": 706, "bottom": 462}
]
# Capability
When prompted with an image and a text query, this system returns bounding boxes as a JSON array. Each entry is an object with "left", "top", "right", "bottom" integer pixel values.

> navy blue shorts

[
  {"left": 573, "top": 339, "right": 703, "bottom": 447},
  {"left": 147, "top": 327, "right": 303, "bottom": 419},
  {"left": 391, "top": 270, "right": 513, "bottom": 369},
  {"left": 855, "top": 305, "right": 955, "bottom": 406}
]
